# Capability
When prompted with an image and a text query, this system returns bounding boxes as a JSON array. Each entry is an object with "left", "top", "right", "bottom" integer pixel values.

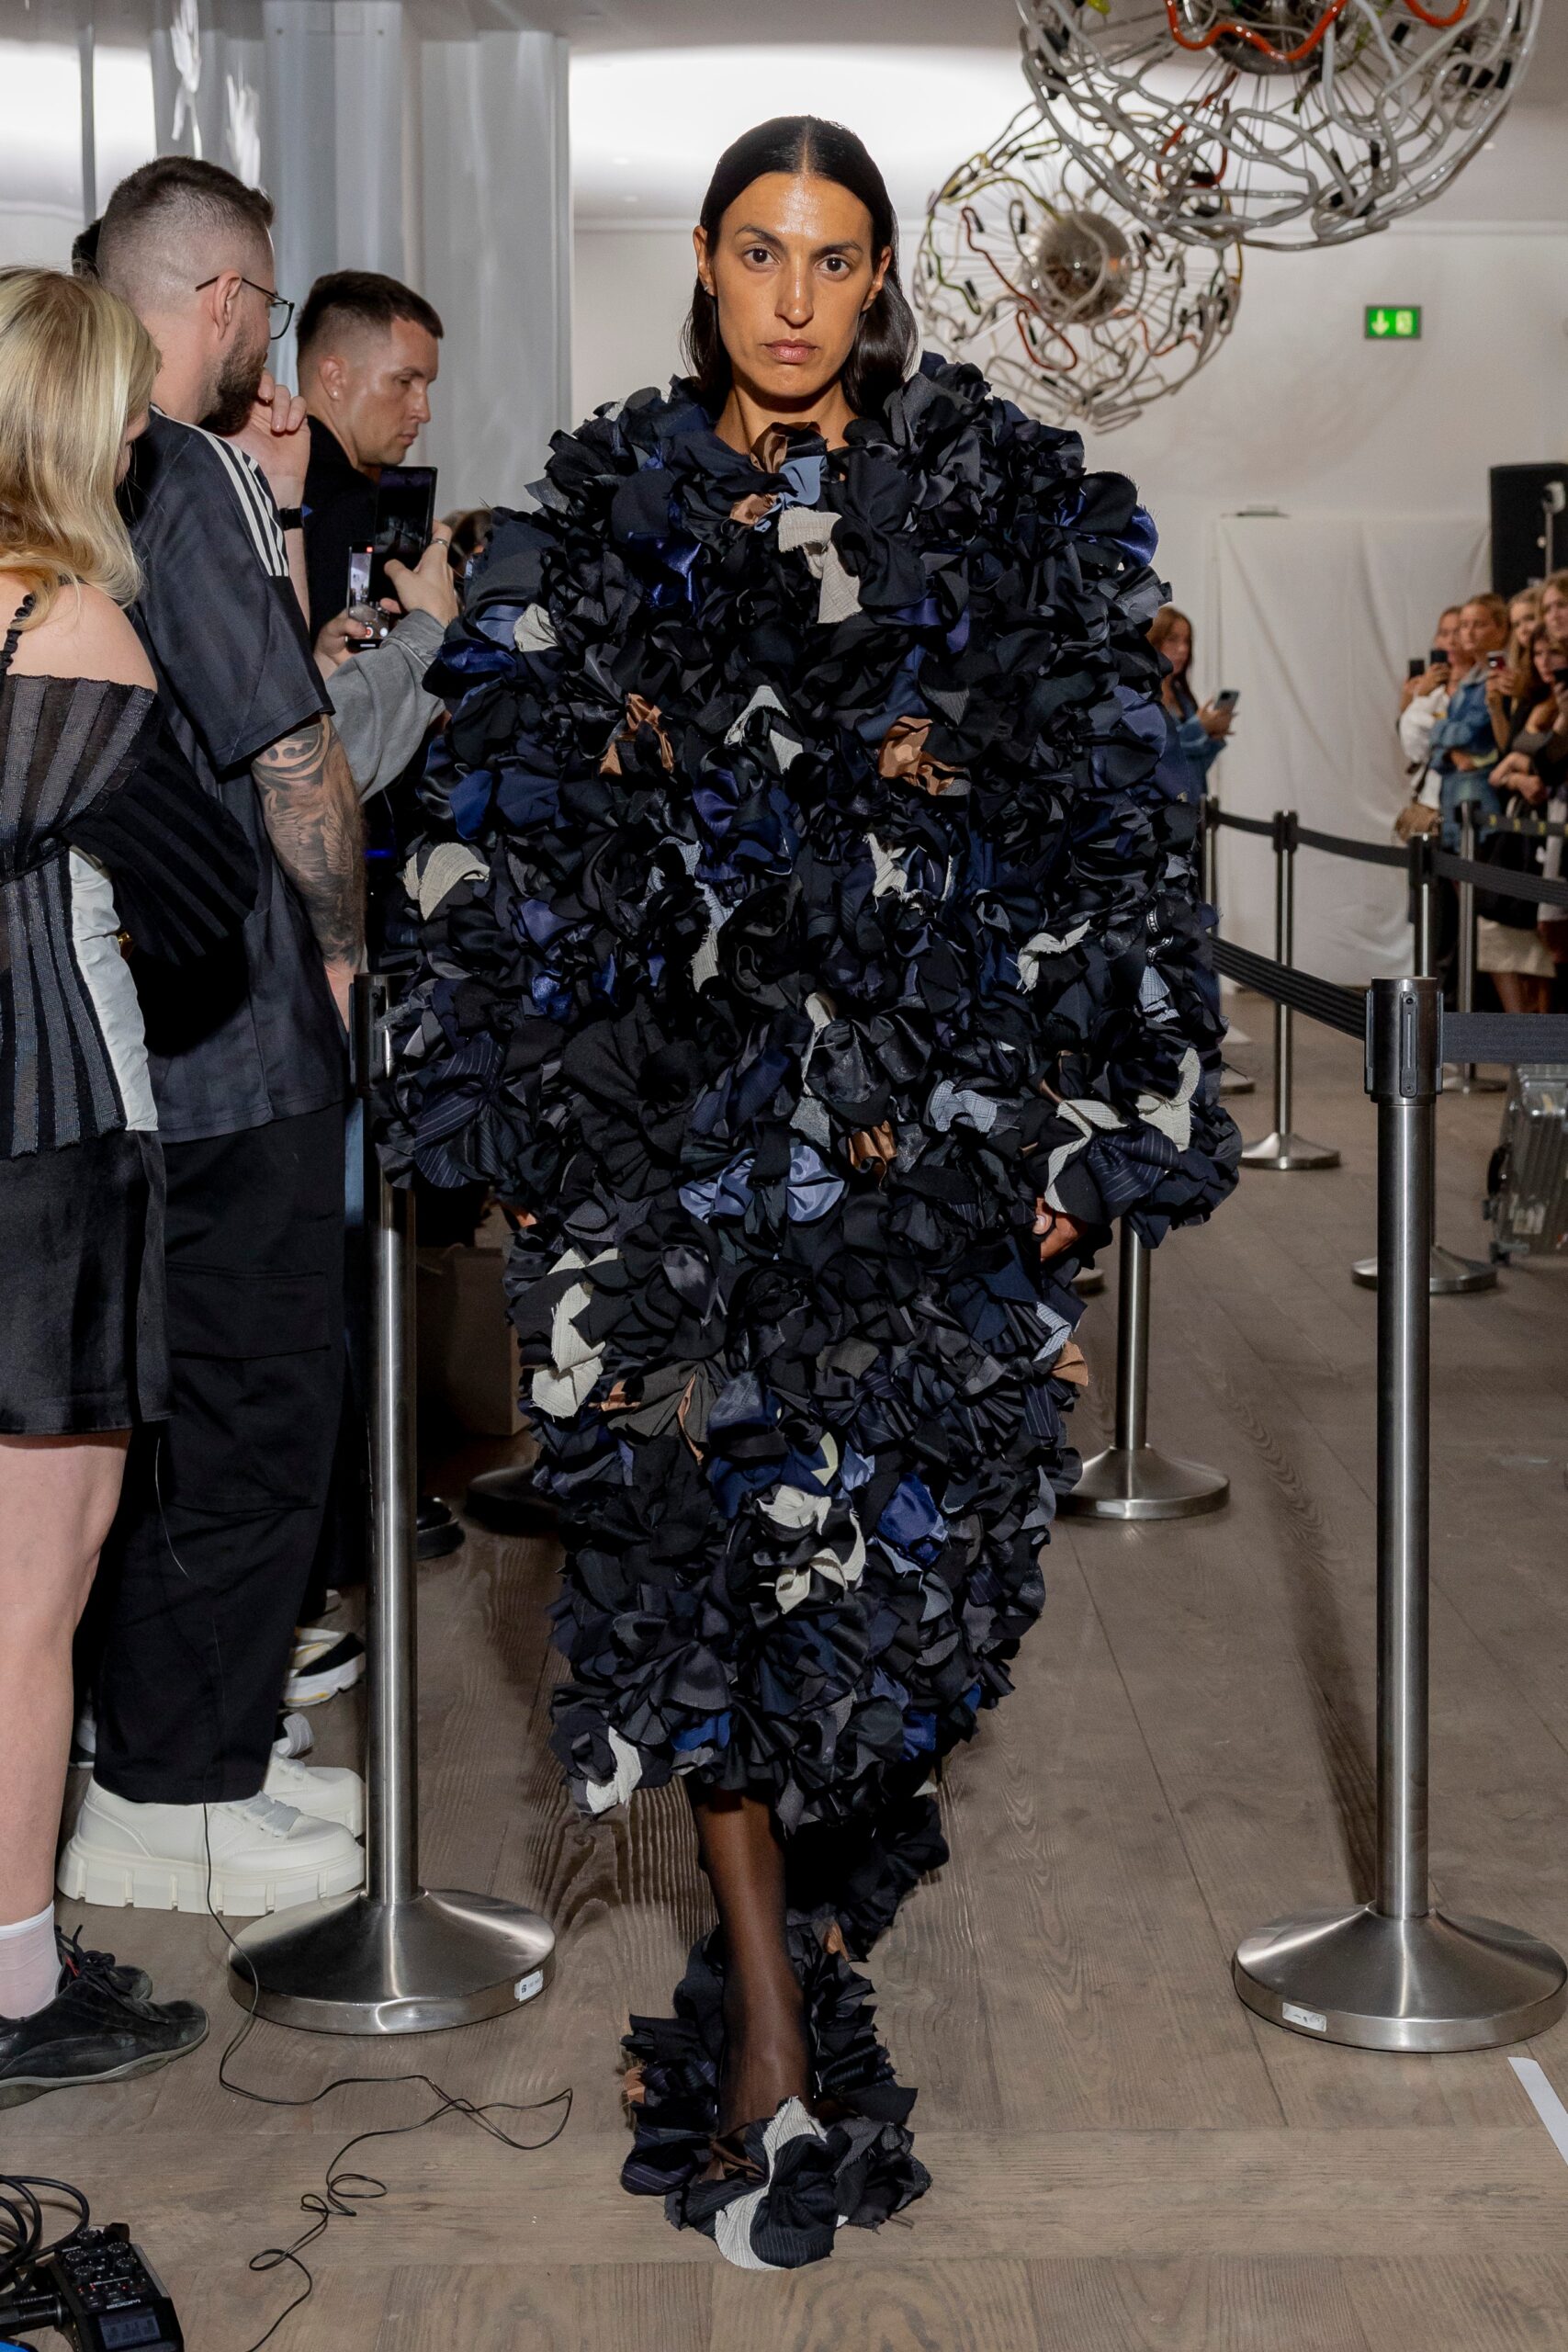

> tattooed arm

[{"left": 252, "top": 716, "right": 365, "bottom": 1027}]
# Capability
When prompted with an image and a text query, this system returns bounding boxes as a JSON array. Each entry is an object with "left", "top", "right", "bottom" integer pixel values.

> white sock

[{"left": 0, "top": 1902, "right": 60, "bottom": 2018}]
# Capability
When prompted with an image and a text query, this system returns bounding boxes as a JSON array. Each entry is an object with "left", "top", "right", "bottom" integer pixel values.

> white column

[{"left": 418, "top": 28, "right": 572, "bottom": 513}]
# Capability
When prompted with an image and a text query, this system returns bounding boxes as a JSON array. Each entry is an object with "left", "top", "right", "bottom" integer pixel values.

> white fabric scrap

[
  {"left": 402, "top": 842, "right": 490, "bottom": 921},
  {"left": 726, "top": 682, "right": 804, "bottom": 770},
  {"left": 866, "top": 833, "right": 908, "bottom": 899},
  {"left": 1018, "top": 917, "right": 1091, "bottom": 993},
  {"left": 582, "top": 1725, "right": 644, "bottom": 1815},
  {"left": 513, "top": 603, "right": 557, "bottom": 653},
  {"left": 531, "top": 1247, "right": 617, "bottom": 1418},
  {"left": 777, "top": 504, "right": 862, "bottom": 624},
  {"left": 1136, "top": 1046, "right": 1201, "bottom": 1150}
]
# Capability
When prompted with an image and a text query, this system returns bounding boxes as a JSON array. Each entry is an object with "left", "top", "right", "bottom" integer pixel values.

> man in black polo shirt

[
  {"left": 296, "top": 270, "right": 443, "bottom": 634},
  {"left": 62, "top": 157, "right": 367, "bottom": 1916}
]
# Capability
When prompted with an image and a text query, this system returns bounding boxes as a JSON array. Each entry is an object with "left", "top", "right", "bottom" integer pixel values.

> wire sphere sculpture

[
  {"left": 1019, "top": 0, "right": 1542, "bottom": 252},
  {"left": 915, "top": 106, "right": 1242, "bottom": 433}
]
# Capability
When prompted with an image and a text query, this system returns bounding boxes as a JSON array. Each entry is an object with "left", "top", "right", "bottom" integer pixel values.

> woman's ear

[
  {"left": 692, "top": 224, "right": 715, "bottom": 299},
  {"left": 863, "top": 244, "right": 892, "bottom": 314}
]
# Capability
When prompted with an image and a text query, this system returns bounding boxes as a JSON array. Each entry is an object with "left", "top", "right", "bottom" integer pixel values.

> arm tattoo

[{"left": 252, "top": 717, "right": 365, "bottom": 969}]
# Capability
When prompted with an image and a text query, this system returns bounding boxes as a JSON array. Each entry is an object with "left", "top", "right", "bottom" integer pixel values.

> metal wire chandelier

[
  {"left": 915, "top": 105, "right": 1241, "bottom": 433},
  {"left": 1018, "top": 0, "right": 1542, "bottom": 252}
]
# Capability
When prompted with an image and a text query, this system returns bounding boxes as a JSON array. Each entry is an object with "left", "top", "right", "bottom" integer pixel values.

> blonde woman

[{"left": 0, "top": 268, "right": 254, "bottom": 2103}]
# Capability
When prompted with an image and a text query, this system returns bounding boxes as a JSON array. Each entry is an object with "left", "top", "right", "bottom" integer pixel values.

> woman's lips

[{"left": 765, "top": 341, "right": 817, "bottom": 365}]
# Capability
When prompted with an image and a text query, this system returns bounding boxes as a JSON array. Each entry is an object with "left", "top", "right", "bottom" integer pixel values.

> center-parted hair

[
  {"left": 296, "top": 271, "right": 445, "bottom": 372},
  {"left": 682, "top": 116, "right": 917, "bottom": 419}
]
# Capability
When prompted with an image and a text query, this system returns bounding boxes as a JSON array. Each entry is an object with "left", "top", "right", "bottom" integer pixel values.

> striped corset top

[{"left": 1, "top": 672, "right": 258, "bottom": 1159}]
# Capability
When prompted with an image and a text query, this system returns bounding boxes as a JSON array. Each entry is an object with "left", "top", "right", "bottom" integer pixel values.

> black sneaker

[
  {"left": 55, "top": 1922, "right": 152, "bottom": 2005},
  {"left": 0, "top": 1948, "right": 207, "bottom": 2109}
]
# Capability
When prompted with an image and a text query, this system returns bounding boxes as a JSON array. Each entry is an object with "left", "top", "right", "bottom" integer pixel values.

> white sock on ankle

[{"left": 0, "top": 1902, "right": 59, "bottom": 2019}]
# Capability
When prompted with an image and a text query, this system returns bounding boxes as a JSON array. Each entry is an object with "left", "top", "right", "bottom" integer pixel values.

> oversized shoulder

[
  {"left": 9, "top": 582, "right": 154, "bottom": 690},
  {"left": 121, "top": 411, "right": 286, "bottom": 579}
]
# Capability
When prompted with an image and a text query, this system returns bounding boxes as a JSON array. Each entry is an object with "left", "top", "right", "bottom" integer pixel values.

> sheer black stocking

[{"left": 688, "top": 1787, "right": 809, "bottom": 2149}]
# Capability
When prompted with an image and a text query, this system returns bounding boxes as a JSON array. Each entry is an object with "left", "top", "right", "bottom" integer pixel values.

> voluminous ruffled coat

[{"left": 380, "top": 356, "right": 1238, "bottom": 2241}]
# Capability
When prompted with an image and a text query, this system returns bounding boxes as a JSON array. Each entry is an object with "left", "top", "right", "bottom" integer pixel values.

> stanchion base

[
  {"left": 229, "top": 1886, "right": 557, "bottom": 2036},
  {"left": 1218, "top": 1063, "right": 1256, "bottom": 1097},
  {"left": 1071, "top": 1266, "right": 1105, "bottom": 1297},
  {"left": 1239, "top": 1130, "right": 1342, "bottom": 1171},
  {"left": 1060, "top": 1444, "right": 1229, "bottom": 1521},
  {"left": 1234, "top": 1904, "right": 1567, "bottom": 2053},
  {"left": 1350, "top": 1244, "right": 1498, "bottom": 1295}
]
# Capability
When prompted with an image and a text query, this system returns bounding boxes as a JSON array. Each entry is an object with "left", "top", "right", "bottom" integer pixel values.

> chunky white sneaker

[
  {"left": 58, "top": 1782, "right": 365, "bottom": 1917},
  {"left": 283, "top": 1626, "right": 366, "bottom": 1707},
  {"left": 262, "top": 1752, "right": 365, "bottom": 1838}
]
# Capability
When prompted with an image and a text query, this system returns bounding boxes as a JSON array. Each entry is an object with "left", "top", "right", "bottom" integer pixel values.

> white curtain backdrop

[{"left": 1209, "top": 513, "right": 1489, "bottom": 985}]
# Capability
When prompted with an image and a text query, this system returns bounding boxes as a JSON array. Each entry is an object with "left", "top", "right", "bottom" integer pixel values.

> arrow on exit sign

[{"left": 1365, "top": 305, "right": 1422, "bottom": 340}]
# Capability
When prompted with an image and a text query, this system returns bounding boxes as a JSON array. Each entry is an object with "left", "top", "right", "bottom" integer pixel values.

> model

[{"left": 383, "top": 116, "right": 1238, "bottom": 2270}]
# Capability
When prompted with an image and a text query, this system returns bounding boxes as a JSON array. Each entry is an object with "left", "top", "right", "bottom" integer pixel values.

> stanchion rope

[
  {"left": 1295, "top": 823, "right": 1409, "bottom": 871},
  {"left": 1477, "top": 813, "right": 1568, "bottom": 840},
  {"left": 1208, "top": 808, "right": 1276, "bottom": 840},
  {"left": 1210, "top": 936, "right": 1368, "bottom": 1039},
  {"left": 1432, "top": 849, "right": 1568, "bottom": 913}
]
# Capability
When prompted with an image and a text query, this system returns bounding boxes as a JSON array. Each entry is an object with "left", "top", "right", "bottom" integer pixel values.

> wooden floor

[{"left": 19, "top": 995, "right": 1568, "bottom": 2350}]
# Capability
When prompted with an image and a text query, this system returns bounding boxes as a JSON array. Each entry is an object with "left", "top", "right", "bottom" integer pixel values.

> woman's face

[
  {"left": 1460, "top": 601, "right": 1506, "bottom": 662},
  {"left": 694, "top": 172, "right": 890, "bottom": 415},
  {"left": 1434, "top": 608, "right": 1462, "bottom": 658},
  {"left": 1509, "top": 593, "right": 1540, "bottom": 649},
  {"left": 116, "top": 407, "right": 148, "bottom": 488},
  {"left": 1162, "top": 620, "right": 1191, "bottom": 675},
  {"left": 1534, "top": 632, "right": 1559, "bottom": 688},
  {"left": 1543, "top": 584, "right": 1568, "bottom": 647}
]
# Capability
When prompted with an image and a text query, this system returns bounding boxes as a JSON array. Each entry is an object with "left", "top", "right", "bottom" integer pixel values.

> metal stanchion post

[
  {"left": 1352, "top": 838, "right": 1496, "bottom": 1295},
  {"left": 232, "top": 979, "right": 557, "bottom": 2032},
  {"left": 1204, "top": 801, "right": 1255, "bottom": 1098},
  {"left": 1239, "top": 811, "right": 1338, "bottom": 1170},
  {"left": 1060, "top": 1219, "right": 1228, "bottom": 1521},
  {"left": 1448, "top": 803, "right": 1504, "bottom": 1096},
  {"left": 1234, "top": 976, "right": 1563, "bottom": 2050}
]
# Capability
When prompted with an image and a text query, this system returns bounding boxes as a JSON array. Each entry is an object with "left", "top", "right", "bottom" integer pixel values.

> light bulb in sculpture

[
  {"left": 916, "top": 106, "right": 1241, "bottom": 433},
  {"left": 1020, "top": 0, "right": 1541, "bottom": 251}
]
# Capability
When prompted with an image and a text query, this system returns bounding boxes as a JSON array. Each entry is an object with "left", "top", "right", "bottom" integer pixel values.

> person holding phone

[
  {"left": 1148, "top": 604, "right": 1234, "bottom": 799},
  {"left": 293, "top": 270, "right": 444, "bottom": 639}
]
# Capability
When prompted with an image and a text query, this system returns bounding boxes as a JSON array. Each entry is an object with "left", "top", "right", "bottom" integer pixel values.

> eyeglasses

[{"left": 195, "top": 274, "right": 296, "bottom": 342}]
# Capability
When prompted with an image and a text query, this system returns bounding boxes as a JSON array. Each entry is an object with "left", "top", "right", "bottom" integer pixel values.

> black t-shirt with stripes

[{"left": 120, "top": 411, "right": 344, "bottom": 1143}]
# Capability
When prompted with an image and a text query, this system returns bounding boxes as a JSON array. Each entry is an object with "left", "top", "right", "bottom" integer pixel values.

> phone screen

[
  {"left": 370, "top": 466, "right": 437, "bottom": 599},
  {"left": 346, "top": 546, "right": 373, "bottom": 607}
]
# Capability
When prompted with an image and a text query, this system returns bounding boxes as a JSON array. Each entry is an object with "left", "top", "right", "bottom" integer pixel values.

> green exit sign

[{"left": 1365, "top": 304, "right": 1422, "bottom": 341}]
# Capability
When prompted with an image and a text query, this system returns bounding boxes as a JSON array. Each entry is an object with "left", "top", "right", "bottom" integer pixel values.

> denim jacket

[{"left": 1427, "top": 669, "right": 1503, "bottom": 849}]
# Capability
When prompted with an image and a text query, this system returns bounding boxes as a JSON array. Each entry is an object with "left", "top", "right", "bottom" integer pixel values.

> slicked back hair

[
  {"left": 297, "top": 271, "right": 444, "bottom": 372},
  {"left": 97, "top": 155, "right": 275, "bottom": 307}
]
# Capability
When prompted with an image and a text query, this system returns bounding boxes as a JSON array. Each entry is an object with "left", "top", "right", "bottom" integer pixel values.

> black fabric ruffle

[{"left": 378, "top": 358, "right": 1237, "bottom": 1841}]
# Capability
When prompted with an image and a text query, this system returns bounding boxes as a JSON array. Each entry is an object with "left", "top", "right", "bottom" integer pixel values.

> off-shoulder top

[{"left": 0, "top": 595, "right": 258, "bottom": 1158}]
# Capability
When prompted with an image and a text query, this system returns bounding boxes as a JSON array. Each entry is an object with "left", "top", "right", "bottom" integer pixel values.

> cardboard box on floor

[{"left": 416, "top": 1232, "right": 523, "bottom": 1436}]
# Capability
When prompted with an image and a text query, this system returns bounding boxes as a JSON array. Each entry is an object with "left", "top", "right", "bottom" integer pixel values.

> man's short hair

[
  {"left": 97, "top": 156, "right": 275, "bottom": 305},
  {"left": 296, "top": 271, "right": 445, "bottom": 370}
]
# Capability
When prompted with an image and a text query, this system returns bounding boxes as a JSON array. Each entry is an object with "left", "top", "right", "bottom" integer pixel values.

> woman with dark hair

[
  {"left": 386, "top": 116, "right": 1236, "bottom": 2269},
  {"left": 1148, "top": 603, "right": 1232, "bottom": 798}
]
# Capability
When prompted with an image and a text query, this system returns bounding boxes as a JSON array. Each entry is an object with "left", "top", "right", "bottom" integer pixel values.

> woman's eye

[
  {"left": 744, "top": 246, "right": 773, "bottom": 266},
  {"left": 822, "top": 257, "right": 849, "bottom": 277}
]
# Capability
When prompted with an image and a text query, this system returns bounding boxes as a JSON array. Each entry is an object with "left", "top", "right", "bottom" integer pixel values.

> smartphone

[
  {"left": 1428, "top": 647, "right": 1449, "bottom": 669},
  {"left": 1214, "top": 688, "right": 1240, "bottom": 711},
  {"left": 1407, "top": 656, "right": 1427, "bottom": 680},
  {"left": 1487, "top": 650, "right": 1508, "bottom": 675},
  {"left": 370, "top": 465, "right": 437, "bottom": 599},
  {"left": 345, "top": 545, "right": 389, "bottom": 645}
]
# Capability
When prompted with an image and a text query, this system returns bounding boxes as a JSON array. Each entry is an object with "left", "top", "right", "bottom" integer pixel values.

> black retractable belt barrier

[
  {"left": 1231, "top": 974, "right": 1568, "bottom": 2052},
  {"left": 1233, "top": 812, "right": 1342, "bottom": 1171},
  {"left": 1433, "top": 848, "right": 1568, "bottom": 913}
]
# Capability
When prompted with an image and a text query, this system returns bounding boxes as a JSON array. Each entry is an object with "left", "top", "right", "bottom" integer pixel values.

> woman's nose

[{"left": 778, "top": 267, "right": 814, "bottom": 326}]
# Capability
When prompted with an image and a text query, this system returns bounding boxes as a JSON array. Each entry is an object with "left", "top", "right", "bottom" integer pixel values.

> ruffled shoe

[{"left": 620, "top": 1914, "right": 929, "bottom": 2269}]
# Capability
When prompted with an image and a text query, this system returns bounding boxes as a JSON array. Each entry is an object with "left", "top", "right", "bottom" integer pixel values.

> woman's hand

[
  {"left": 848, "top": 1122, "right": 897, "bottom": 1179},
  {"left": 1033, "top": 1198, "right": 1088, "bottom": 1265},
  {"left": 1197, "top": 699, "right": 1234, "bottom": 741}
]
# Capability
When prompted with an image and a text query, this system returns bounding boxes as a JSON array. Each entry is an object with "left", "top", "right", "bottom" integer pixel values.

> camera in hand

[
  {"left": 1407, "top": 656, "right": 1427, "bottom": 680},
  {"left": 1214, "top": 687, "right": 1240, "bottom": 712},
  {"left": 0, "top": 2224, "right": 182, "bottom": 2349}
]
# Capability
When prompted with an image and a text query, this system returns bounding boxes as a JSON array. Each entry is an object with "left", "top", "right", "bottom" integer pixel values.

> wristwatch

[{"left": 276, "top": 504, "right": 304, "bottom": 531}]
